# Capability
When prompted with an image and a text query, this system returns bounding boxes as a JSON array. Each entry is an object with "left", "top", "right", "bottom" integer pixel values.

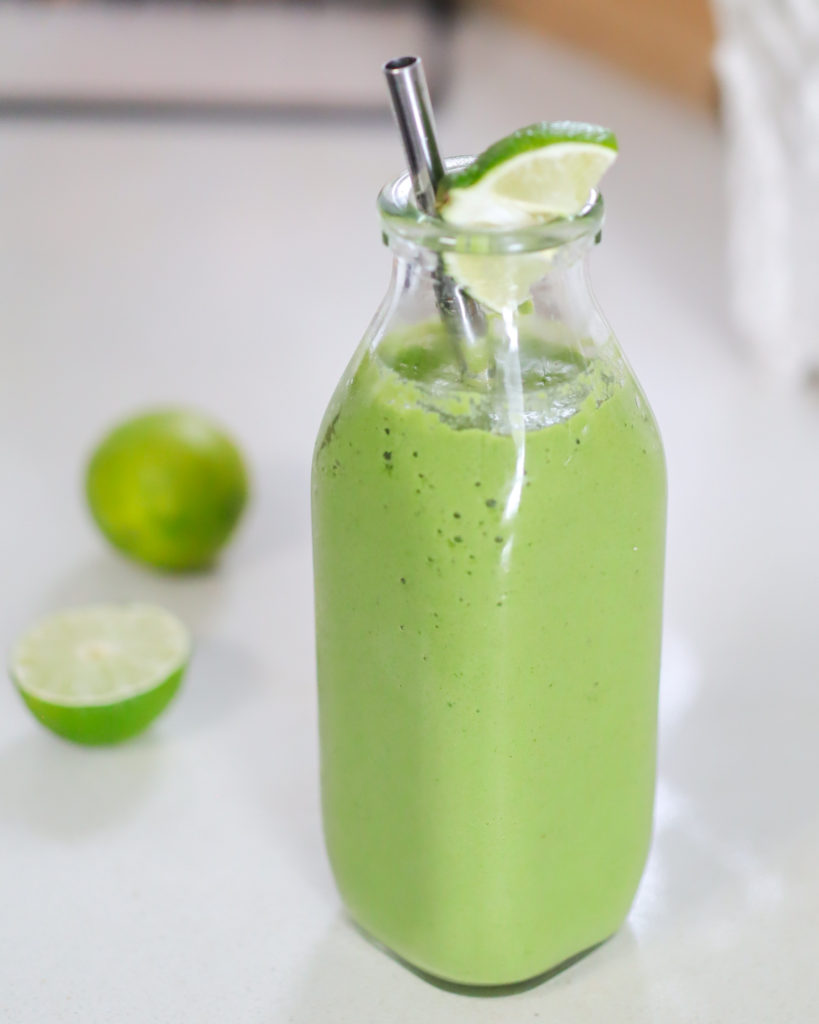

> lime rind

[
  {"left": 438, "top": 121, "right": 617, "bottom": 198},
  {"left": 17, "top": 667, "right": 185, "bottom": 745}
]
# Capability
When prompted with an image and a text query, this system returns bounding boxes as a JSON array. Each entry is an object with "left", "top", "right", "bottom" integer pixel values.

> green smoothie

[{"left": 312, "top": 321, "right": 666, "bottom": 985}]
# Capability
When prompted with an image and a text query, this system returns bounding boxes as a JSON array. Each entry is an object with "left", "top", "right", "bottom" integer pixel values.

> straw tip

[{"left": 383, "top": 56, "right": 421, "bottom": 75}]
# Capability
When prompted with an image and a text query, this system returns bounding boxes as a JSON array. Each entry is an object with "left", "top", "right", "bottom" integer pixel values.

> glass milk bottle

[{"left": 311, "top": 166, "right": 667, "bottom": 986}]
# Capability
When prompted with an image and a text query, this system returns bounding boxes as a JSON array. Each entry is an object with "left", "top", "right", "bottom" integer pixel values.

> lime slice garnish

[
  {"left": 10, "top": 603, "right": 190, "bottom": 745},
  {"left": 437, "top": 122, "right": 617, "bottom": 311},
  {"left": 439, "top": 121, "right": 617, "bottom": 224},
  {"left": 86, "top": 408, "right": 250, "bottom": 573}
]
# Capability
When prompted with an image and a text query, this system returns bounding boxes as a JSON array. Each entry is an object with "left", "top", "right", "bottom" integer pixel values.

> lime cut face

[
  {"left": 86, "top": 407, "right": 250, "bottom": 572},
  {"left": 10, "top": 603, "right": 190, "bottom": 744}
]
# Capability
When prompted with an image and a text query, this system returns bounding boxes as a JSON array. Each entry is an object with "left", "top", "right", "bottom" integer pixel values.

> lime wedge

[
  {"left": 10, "top": 603, "right": 190, "bottom": 745},
  {"left": 437, "top": 122, "right": 617, "bottom": 311},
  {"left": 439, "top": 121, "right": 617, "bottom": 224}
]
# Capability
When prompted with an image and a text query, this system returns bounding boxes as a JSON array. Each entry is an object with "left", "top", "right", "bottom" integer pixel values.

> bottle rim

[{"left": 377, "top": 156, "right": 605, "bottom": 256}]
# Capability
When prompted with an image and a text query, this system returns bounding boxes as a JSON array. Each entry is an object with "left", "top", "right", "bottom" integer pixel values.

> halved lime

[
  {"left": 437, "top": 122, "right": 617, "bottom": 311},
  {"left": 10, "top": 603, "right": 190, "bottom": 745},
  {"left": 86, "top": 407, "right": 250, "bottom": 572}
]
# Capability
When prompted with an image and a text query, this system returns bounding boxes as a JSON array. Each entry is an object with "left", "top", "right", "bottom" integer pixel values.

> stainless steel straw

[{"left": 383, "top": 56, "right": 485, "bottom": 348}]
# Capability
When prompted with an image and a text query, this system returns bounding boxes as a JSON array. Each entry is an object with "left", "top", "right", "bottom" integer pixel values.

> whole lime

[{"left": 86, "top": 408, "right": 249, "bottom": 571}]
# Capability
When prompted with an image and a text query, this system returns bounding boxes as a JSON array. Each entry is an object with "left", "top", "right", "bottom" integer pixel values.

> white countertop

[{"left": 2, "top": 13, "right": 818, "bottom": 1022}]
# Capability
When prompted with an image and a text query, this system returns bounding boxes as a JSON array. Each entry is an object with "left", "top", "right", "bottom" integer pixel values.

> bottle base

[{"left": 347, "top": 914, "right": 613, "bottom": 993}]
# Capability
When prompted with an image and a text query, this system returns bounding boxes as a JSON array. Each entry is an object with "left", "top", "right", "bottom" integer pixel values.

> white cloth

[{"left": 713, "top": 0, "right": 819, "bottom": 379}]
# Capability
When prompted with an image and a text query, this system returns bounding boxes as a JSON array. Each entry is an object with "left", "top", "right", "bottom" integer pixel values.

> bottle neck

[
  {"left": 388, "top": 233, "right": 600, "bottom": 342},
  {"left": 369, "top": 244, "right": 615, "bottom": 435}
]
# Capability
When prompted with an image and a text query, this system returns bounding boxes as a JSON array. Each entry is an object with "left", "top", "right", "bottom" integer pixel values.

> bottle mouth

[{"left": 377, "top": 156, "right": 605, "bottom": 255}]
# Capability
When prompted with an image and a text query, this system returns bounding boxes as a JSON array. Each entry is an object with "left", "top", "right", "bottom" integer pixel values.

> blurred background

[
  {"left": 2, "top": 0, "right": 816, "bottom": 376},
  {"left": 2, "top": 3, "right": 819, "bottom": 1022},
  {"left": 0, "top": 0, "right": 717, "bottom": 111}
]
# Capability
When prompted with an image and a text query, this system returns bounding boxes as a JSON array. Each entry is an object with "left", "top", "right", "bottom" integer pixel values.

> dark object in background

[{"left": 0, "top": 0, "right": 455, "bottom": 120}]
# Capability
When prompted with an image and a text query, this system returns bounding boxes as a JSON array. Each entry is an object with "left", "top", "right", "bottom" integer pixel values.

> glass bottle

[{"left": 311, "top": 163, "right": 667, "bottom": 987}]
